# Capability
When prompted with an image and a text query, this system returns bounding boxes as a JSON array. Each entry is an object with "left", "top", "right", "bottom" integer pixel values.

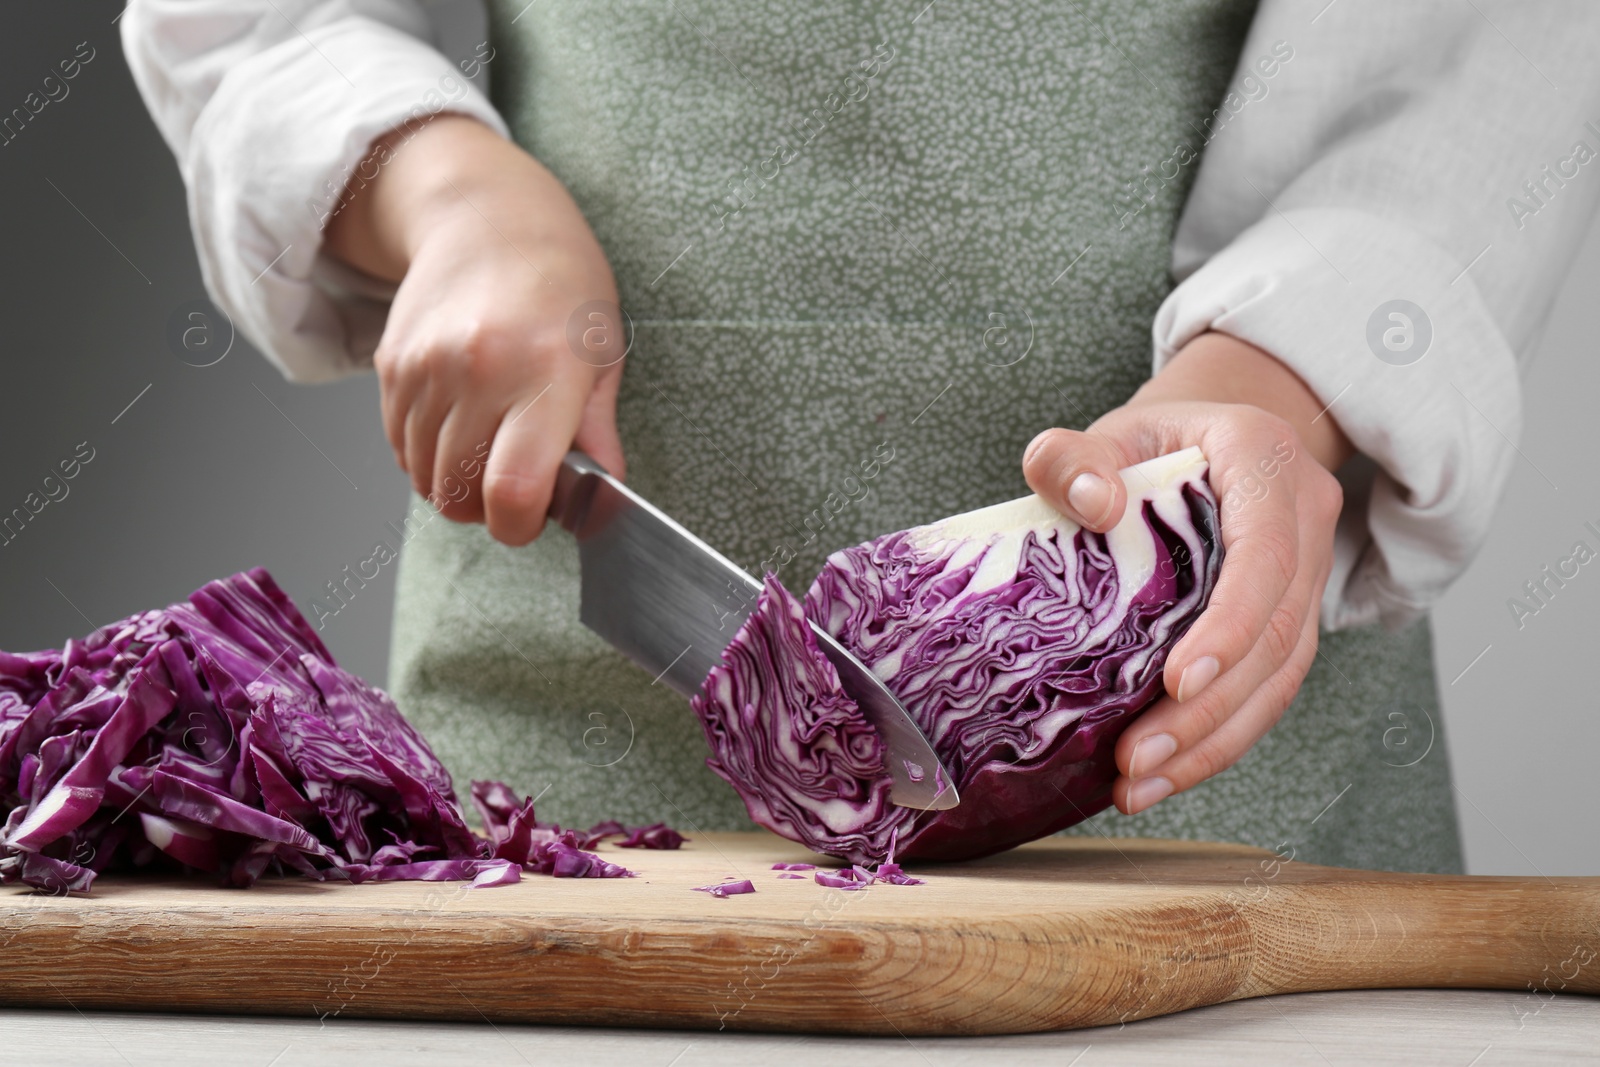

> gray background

[{"left": 0, "top": 2, "right": 1592, "bottom": 876}]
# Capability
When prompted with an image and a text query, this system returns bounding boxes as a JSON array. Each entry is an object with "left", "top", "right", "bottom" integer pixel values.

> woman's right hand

[{"left": 325, "top": 115, "right": 626, "bottom": 545}]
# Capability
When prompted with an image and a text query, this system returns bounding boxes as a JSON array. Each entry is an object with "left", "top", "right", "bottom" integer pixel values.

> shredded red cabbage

[
  {"left": 693, "top": 879, "right": 756, "bottom": 897},
  {"left": 871, "top": 861, "right": 924, "bottom": 886},
  {"left": 811, "top": 859, "right": 924, "bottom": 890},
  {"left": 0, "top": 568, "right": 682, "bottom": 893},
  {"left": 616, "top": 823, "right": 687, "bottom": 850},
  {"left": 693, "top": 449, "right": 1222, "bottom": 865}
]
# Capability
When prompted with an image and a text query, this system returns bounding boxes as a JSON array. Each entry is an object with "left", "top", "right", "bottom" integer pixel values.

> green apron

[{"left": 389, "top": 0, "right": 1464, "bottom": 874}]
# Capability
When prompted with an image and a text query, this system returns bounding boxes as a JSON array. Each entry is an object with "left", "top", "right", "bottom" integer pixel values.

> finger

[
  {"left": 1021, "top": 427, "right": 1131, "bottom": 532},
  {"left": 1113, "top": 686, "right": 1280, "bottom": 815},
  {"left": 1116, "top": 604, "right": 1287, "bottom": 783},
  {"left": 1116, "top": 563, "right": 1319, "bottom": 779},
  {"left": 374, "top": 347, "right": 414, "bottom": 473},
  {"left": 431, "top": 403, "right": 500, "bottom": 523},
  {"left": 482, "top": 374, "right": 591, "bottom": 545},
  {"left": 1115, "top": 607, "right": 1319, "bottom": 813},
  {"left": 1161, "top": 475, "right": 1304, "bottom": 704},
  {"left": 402, "top": 379, "right": 449, "bottom": 500},
  {"left": 572, "top": 365, "right": 627, "bottom": 481}
]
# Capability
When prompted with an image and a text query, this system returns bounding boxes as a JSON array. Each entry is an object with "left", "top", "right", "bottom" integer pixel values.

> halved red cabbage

[
  {"left": 693, "top": 448, "right": 1222, "bottom": 864},
  {"left": 0, "top": 568, "right": 680, "bottom": 893}
]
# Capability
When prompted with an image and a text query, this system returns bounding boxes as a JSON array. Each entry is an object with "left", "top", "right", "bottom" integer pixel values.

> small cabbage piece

[
  {"left": 814, "top": 870, "right": 869, "bottom": 890},
  {"left": 693, "top": 447, "right": 1222, "bottom": 864},
  {"left": 0, "top": 569, "right": 679, "bottom": 892},
  {"left": 810, "top": 861, "right": 924, "bottom": 890},
  {"left": 615, "top": 823, "right": 687, "bottom": 850},
  {"left": 469, "top": 781, "right": 686, "bottom": 857}
]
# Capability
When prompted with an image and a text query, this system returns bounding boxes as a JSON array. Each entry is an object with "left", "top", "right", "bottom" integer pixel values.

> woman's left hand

[{"left": 1022, "top": 331, "right": 1352, "bottom": 816}]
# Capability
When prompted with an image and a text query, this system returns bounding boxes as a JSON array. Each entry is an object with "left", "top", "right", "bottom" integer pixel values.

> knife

[{"left": 549, "top": 451, "right": 958, "bottom": 811}]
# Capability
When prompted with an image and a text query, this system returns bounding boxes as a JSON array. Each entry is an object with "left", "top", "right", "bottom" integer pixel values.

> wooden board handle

[{"left": 1233, "top": 873, "right": 1600, "bottom": 1003}]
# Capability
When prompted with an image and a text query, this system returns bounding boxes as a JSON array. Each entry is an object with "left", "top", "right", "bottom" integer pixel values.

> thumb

[{"left": 1022, "top": 427, "right": 1131, "bottom": 532}]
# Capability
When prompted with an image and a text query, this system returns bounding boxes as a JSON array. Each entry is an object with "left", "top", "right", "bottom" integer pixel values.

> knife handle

[{"left": 550, "top": 451, "right": 610, "bottom": 535}]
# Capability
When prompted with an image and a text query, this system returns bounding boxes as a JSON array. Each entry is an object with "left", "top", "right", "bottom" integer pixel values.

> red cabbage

[
  {"left": 0, "top": 569, "right": 680, "bottom": 893},
  {"left": 693, "top": 879, "right": 756, "bottom": 898},
  {"left": 468, "top": 782, "right": 683, "bottom": 858},
  {"left": 813, "top": 870, "right": 866, "bottom": 890},
  {"left": 693, "top": 584, "right": 891, "bottom": 855},
  {"left": 871, "top": 861, "right": 923, "bottom": 886},
  {"left": 693, "top": 448, "right": 1222, "bottom": 864},
  {"left": 138, "top": 812, "right": 221, "bottom": 871},
  {"left": 810, "top": 859, "right": 924, "bottom": 890},
  {"left": 615, "top": 823, "right": 687, "bottom": 850}
]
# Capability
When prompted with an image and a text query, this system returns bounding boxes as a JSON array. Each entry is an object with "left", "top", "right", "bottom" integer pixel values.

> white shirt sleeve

[
  {"left": 1156, "top": 0, "right": 1600, "bottom": 632},
  {"left": 121, "top": 0, "right": 508, "bottom": 383}
]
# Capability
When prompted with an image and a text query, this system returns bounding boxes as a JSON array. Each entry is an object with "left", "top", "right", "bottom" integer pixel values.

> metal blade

[{"left": 550, "top": 451, "right": 958, "bottom": 811}]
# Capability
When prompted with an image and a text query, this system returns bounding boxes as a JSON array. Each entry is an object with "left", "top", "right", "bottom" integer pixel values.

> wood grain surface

[{"left": 2, "top": 832, "right": 1596, "bottom": 1035}]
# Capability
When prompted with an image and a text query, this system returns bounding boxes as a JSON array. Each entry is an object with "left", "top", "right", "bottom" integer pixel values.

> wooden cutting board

[{"left": 2, "top": 832, "right": 1596, "bottom": 1035}]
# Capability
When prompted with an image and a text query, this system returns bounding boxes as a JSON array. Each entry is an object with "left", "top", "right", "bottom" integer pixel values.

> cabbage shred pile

[
  {"left": 0, "top": 568, "right": 678, "bottom": 893},
  {"left": 693, "top": 448, "right": 1222, "bottom": 864}
]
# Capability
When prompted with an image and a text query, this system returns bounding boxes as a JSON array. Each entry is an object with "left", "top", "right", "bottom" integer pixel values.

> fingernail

[
  {"left": 1127, "top": 775, "right": 1173, "bottom": 814},
  {"left": 1177, "top": 656, "right": 1220, "bottom": 702},
  {"left": 1066, "top": 472, "right": 1113, "bottom": 526},
  {"left": 1129, "top": 733, "right": 1177, "bottom": 778}
]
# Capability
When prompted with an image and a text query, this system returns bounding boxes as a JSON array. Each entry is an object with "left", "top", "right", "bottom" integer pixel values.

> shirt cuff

[
  {"left": 1152, "top": 207, "right": 1522, "bottom": 631},
  {"left": 184, "top": 16, "right": 509, "bottom": 383}
]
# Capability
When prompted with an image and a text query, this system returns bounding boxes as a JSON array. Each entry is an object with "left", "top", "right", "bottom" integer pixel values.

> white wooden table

[{"left": 3, "top": 990, "right": 1594, "bottom": 1066}]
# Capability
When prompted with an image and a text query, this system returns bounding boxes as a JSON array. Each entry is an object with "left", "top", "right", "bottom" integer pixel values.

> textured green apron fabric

[{"left": 388, "top": 0, "right": 1464, "bottom": 874}]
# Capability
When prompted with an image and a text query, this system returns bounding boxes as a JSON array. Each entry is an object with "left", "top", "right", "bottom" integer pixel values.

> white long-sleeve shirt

[{"left": 121, "top": 0, "right": 1600, "bottom": 632}]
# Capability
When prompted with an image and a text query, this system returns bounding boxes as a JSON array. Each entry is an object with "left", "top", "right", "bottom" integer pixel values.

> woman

[{"left": 123, "top": 0, "right": 1600, "bottom": 873}]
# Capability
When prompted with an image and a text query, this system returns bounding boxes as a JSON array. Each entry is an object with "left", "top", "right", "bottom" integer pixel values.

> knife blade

[{"left": 549, "top": 451, "right": 958, "bottom": 811}]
